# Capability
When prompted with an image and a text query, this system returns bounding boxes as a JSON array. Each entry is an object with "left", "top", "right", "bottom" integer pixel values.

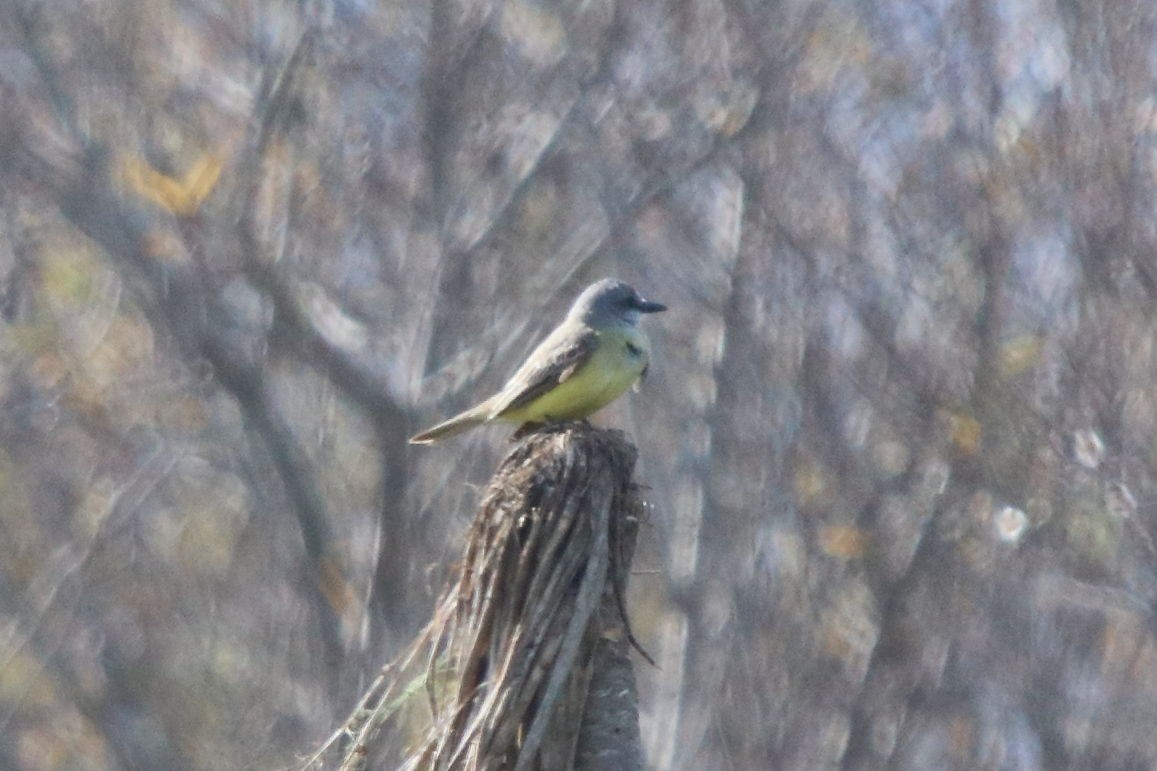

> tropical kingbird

[{"left": 409, "top": 279, "right": 666, "bottom": 444}]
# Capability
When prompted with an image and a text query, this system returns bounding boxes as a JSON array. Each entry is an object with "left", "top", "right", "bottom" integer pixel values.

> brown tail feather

[{"left": 409, "top": 407, "right": 490, "bottom": 444}]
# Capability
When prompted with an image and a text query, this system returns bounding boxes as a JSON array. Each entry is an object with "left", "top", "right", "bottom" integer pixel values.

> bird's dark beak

[{"left": 634, "top": 296, "right": 667, "bottom": 313}]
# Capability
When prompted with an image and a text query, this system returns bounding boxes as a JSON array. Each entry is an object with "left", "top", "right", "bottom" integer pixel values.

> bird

[{"left": 409, "top": 279, "right": 667, "bottom": 444}]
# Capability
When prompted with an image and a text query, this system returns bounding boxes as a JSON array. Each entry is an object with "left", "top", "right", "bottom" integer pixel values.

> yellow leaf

[
  {"left": 942, "top": 410, "right": 982, "bottom": 455},
  {"left": 318, "top": 555, "right": 355, "bottom": 616},
  {"left": 999, "top": 335, "right": 1043, "bottom": 377},
  {"left": 818, "top": 525, "right": 871, "bottom": 558},
  {"left": 119, "top": 152, "right": 223, "bottom": 216}
]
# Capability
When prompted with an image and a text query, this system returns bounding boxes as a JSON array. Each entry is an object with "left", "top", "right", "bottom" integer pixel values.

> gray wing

[{"left": 488, "top": 323, "right": 599, "bottom": 417}]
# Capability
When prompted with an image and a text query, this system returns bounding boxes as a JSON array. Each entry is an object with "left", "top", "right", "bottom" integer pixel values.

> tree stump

[
  {"left": 323, "top": 423, "right": 649, "bottom": 770},
  {"left": 410, "top": 423, "right": 647, "bottom": 771}
]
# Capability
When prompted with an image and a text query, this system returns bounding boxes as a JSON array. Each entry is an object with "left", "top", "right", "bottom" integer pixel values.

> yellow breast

[{"left": 499, "top": 327, "right": 650, "bottom": 423}]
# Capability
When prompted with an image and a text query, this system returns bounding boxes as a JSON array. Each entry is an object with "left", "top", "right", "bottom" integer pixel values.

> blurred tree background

[{"left": 2, "top": 0, "right": 1157, "bottom": 768}]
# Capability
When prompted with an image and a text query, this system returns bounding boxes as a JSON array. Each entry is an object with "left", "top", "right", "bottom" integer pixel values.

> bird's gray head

[{"left": 569, "top": 279, "right": 667, "bottom": 327}]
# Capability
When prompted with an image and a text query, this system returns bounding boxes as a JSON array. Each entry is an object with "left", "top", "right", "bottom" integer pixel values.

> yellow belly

[{"left": 498, "top": 328, "right": 649, "bottom": 423}]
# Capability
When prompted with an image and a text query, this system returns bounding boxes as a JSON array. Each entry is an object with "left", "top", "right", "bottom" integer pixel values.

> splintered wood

[
  {"left": 409, "top": 424, "right": 647, "bottom": 771},
  {"left": 328, "top": 424, "right": 648, "bottom": 771}
]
